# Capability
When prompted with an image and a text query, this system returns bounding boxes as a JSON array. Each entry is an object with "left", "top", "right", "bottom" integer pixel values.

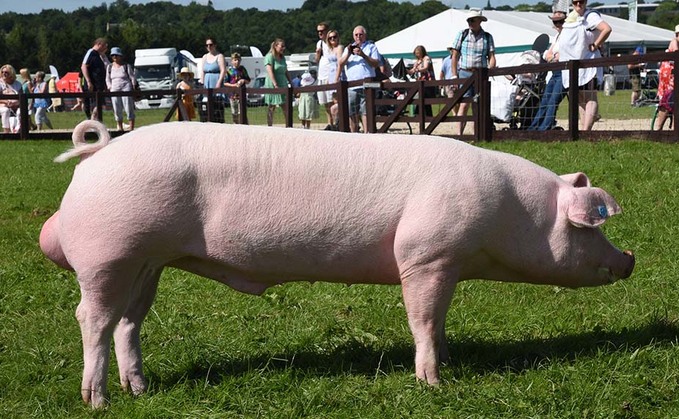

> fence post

[
  {"left": 285, "top": 86, "right": 294, "bottom": 128},
  {"left": 95, "top": 91, "right": 104, "bottom": 122},
  {"left": 365, "top": 85, "right": 377, "bottom": 133},
  {"left": 19, "top": 91, "right": 29, "bottom": 139},
  {"left": 673, "top": 52, "right": 679, "bottom": 141},
  {"left": 203, "top": 88, "right": 211, "bottom": 122},
  {"left": 416, "top": 80, "right": 426, "bottom": 134},
  {"left": 337, "top": 80, "right": 350, "bottom": 132},
  {"left": 238, "top": 84, "right": 248, "bottom": 124},
  {"left": 477, "top": 68, "right": 492, "bottom": 141},
  {"left": 567, "top": 60, "right": 579, "bottom": 141}
]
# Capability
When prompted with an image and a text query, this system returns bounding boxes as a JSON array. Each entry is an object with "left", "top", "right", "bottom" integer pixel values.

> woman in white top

[
  {"left": 558, "top": 0, "right": 611, "bottom": 130},
  {"left": 316, "top": 29, "right": 343, "bottom": 129}
]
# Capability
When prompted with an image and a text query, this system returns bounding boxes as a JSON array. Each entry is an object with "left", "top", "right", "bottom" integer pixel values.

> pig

[{"left": 40, "top": 120, "right": 634, "bottom": 407}]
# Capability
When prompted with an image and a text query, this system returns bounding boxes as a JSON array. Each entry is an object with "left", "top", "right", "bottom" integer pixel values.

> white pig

[{"left": 40, "top": 120, "right": 634, "bottom": 407}]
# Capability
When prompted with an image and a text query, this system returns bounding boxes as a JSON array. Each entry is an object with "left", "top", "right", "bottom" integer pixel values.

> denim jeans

[{"left": 528, "top": 71, "right": 566, "bottom": 131}]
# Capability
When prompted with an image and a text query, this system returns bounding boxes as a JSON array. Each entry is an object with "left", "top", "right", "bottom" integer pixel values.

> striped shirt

[{"left": 452, "top": 29, "right": 495, "bottom": 69}]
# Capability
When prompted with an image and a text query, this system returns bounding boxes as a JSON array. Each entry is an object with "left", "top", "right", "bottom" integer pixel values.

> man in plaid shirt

[{"left": 451, "top": 9, "right": 496, "bottom": 136}]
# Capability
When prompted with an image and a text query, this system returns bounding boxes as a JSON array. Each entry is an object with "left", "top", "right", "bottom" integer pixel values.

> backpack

[{"left": 457, "top": 28, "right": 492, "bottom": 50}]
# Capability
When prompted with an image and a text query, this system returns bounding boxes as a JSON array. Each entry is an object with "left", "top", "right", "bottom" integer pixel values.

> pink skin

[{"left": 41, "top": 120, "right": 634, "bottom": 407}]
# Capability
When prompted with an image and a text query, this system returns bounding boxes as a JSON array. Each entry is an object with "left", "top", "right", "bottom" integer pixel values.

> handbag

[{"left": 2, "top": 86, "right": 19, "bottom": 110}]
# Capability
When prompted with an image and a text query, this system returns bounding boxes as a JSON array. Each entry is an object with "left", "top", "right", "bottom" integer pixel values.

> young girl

[
  {"left": 32, "top": 71, "right": 53, "bottom": 130},
  {"left": 176, "top": 67, "right": 196, "bottom": 121},
  {"left": 298, "top": 71, "right": 316, "bottom": 129}
]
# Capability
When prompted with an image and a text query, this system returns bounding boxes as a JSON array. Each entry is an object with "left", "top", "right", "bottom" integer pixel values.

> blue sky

[{"left": 0, "top": 0, "right": 627, "bottom": 15}]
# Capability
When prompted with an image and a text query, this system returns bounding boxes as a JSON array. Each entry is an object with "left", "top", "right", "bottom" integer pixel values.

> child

[
  {"left": 224, "top": 52, "right": 251, "bottom": 124},
  {"left": 32, "top": 71, "right": 53, "bottom": 130},
  {"left": 176, "top": 67, "right": 196, "bottom": 121},
  {"left": 298, "top": 71, "right": 317, "bottom": 129}
]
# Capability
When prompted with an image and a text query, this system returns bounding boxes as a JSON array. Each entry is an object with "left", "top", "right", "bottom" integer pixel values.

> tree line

[
  {"left": 0, "top": 0, "right": 449, "bottom": 75},
  {"left": 0, "top": 0, "right": 676, "bottom": 75}
]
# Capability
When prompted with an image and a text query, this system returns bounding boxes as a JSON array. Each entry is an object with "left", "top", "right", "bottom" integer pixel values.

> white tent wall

[{"left": 375, "top": 9, "right": 675, "bottom": 75}]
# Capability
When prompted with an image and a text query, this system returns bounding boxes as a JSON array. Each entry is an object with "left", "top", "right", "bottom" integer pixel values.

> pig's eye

[{"left": 597, "top": 206, "right": 608, "bottom": 218}]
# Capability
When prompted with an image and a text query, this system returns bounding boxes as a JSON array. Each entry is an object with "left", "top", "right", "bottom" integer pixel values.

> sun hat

[
  {"left": 179, "top": 66, "right": 194, "bottom": 78},
  {"left": 675, "top": 24, "right": 679, "bottom": 33},
  {"left": 110, "top": 47, "right": 123, "bottom": 56},
  {"left": 300, "top": 71, "right": 315, "bottom": 87},
  {"left": 466, "top": 9, "right": 487, "bottom": 22}
]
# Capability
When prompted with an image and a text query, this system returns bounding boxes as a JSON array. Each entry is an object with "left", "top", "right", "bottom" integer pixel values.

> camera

[{"left": 350, "top": 43, "right": 359, "bottom": 54}]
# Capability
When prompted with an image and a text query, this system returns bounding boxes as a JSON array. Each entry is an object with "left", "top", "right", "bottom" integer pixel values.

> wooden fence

[{"left": 1, "top": 50, "right": 677, "bottom": 141}]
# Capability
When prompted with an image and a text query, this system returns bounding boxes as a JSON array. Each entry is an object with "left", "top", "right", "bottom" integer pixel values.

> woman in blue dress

[
  {"left": 200, "top": 38, "right": 226, "bottom": 89},
  {"left": 264, "top": 38, "right": 292, "bottom": 126},
  {"left": 199, "top": 38, "right": 226, "bottom": 122}
]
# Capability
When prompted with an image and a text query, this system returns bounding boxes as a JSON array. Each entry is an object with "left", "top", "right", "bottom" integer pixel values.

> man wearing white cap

[{"left": 450, "top": 9, "right": 496, "bottom": 136}]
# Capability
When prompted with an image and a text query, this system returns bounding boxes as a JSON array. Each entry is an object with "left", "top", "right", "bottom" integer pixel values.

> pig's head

[{"left": 549, "top": 173, "right": 634, "bottom": 287}]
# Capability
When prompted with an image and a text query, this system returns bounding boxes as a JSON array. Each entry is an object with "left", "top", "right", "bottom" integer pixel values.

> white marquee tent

[{"left": 375, "top": 9, "right": 675, "bottom": 68}]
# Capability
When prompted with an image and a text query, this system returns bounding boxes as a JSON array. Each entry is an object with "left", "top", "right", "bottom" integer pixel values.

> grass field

[{"left": 2, "top": 137, "right": 679, "bottom": 417}]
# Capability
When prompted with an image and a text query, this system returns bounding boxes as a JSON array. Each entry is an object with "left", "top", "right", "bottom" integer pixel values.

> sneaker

[{"left": 122, "top": 123, "right": 131, "bottom": 130}]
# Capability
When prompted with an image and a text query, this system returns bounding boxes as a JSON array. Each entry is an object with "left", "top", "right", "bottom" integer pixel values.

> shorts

[
  {"left": 348, "top": 87, "right": 366, "bottom": 117},
  {"left": 458, "top": 69, "right": 475, "bottom": 98},
  {"left": 230, "top": 97, "right": 240, "bottom": 116},
  {"left": 630, "top": 75, "right": 641, "bottom": 92},
  {"left": 579, "top": 77, "right": 599, "bottom": 91},
  {"left": 316, "top": 79, "right": 335, "bottom": 105}
]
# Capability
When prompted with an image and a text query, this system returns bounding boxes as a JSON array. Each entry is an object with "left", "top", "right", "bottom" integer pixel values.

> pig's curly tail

[{"left": 54, "top": 120, "right": 112, "bottom": 163}]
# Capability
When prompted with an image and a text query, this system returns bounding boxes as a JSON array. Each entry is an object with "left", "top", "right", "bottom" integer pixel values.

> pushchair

[{"left": 491, "top": 50, "right": 546, "bottom": 130}]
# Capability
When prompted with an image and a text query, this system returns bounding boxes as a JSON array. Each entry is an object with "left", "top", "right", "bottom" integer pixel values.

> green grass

[{"left": 2, "top": 138, "right": 679, "bottom": 417}]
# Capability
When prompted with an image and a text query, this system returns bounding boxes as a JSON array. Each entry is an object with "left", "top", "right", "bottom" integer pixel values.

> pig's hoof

[
  {"left": 416, "top": 371, "right": 441, "bottom": 386},
  {"left": 82, "top": 388, "right": 109, "bottom": 409},
  {"left": 121, "top": 375, "right": 148, "bottom": 396}
]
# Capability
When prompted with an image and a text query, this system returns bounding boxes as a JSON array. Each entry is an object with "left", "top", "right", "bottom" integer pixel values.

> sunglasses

[
  {"left": 1, "top": 71, "right": 9, "bottom": 75},
  {"left": 554, "top": 19, "right": 565, "bottom": 25},
  {"left": 328, "top": 35, "right": 338, "bottom": 40},
  {"left": 572, "top": 0, "right": 585, "bottom": 4}
]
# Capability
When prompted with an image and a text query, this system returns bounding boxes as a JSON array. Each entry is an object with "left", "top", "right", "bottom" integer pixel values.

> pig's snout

[
  {"left": 607, "top": 250, "right": 635, "bottom": 283},
  {"left": 620, "top": 250, "right": 635, "bottom": 279}
]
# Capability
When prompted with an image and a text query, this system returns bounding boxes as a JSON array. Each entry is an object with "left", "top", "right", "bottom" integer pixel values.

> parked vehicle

[
  {"left": 246, "top": 75, "right": 266, "bottom": 107},
  {"left": 134, "top": 48, "right": 198, "bottom": 109}
]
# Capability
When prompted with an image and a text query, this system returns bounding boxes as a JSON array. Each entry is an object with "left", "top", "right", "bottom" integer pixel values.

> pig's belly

[{"left": 171, "top": 226, "right": 403, "bottom": 292}]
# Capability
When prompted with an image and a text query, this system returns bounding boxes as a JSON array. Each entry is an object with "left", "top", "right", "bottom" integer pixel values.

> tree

[{"left": 646, "top": 0, "right": 679, "bottom": 30}]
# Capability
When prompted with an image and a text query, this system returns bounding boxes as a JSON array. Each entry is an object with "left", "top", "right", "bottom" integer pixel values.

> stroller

[{"left": 491, "top": 50, "right": 546, "bottom": 130}]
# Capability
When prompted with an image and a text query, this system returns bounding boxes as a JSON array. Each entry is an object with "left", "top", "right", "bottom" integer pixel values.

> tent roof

[{"left": 376, "top": 9, "right": 674, "bottom": 60}]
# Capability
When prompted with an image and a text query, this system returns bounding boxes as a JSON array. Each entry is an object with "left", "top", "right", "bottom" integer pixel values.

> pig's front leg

[
  {"left": 113, "top": 266, "right": 162, "bottom": 396},
  {"left": 400, "top": 266, "right": 457, "bottom": 385}
]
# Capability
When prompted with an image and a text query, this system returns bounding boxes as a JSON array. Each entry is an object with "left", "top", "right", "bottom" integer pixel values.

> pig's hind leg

[
  {"left": 113, "top": 265, "right": 162, "bottom": 397},
  {"left": 400, "top": 265, "right": 458, "bottom": 385},
  {"left": 75, "top": 262, "right": 148, "bottom": 407}
]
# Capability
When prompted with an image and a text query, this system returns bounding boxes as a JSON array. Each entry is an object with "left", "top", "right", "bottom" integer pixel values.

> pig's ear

[
  {"left": 560, "top": 172, "right": 591, "bottom": 188},
  {"left": 564, "top": 187, "right": 622, "bottom": 228}
]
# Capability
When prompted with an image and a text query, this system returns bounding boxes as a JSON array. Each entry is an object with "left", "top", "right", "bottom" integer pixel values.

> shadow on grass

[{"left": 149, "top": 316, "right": 679, "bottom": 389}]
